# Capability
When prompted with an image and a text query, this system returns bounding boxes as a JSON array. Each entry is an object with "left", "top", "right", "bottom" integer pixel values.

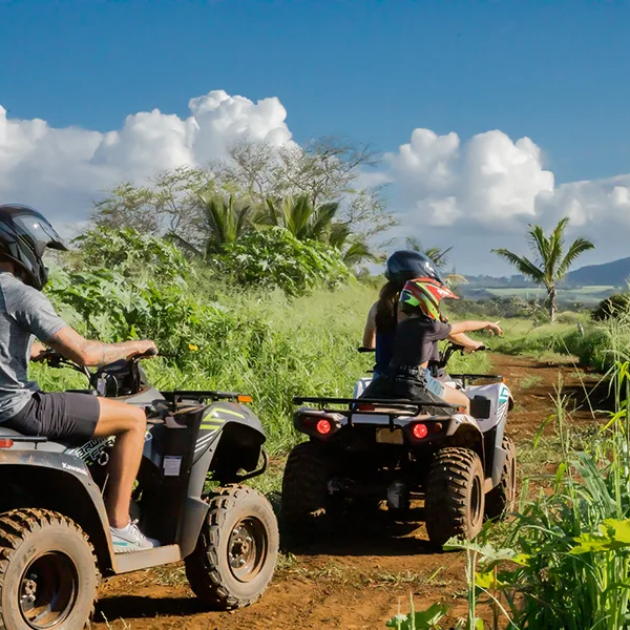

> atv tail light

[
  {"left": 0, "top": 439, "right": 14, "bottom": 448},
  {"left": 411, "top": 423, "right": 428, "bottom": 440},
  {"left": 237, "top": 395, "right": 253, "bottom": 404},
  {"left": 316, "top": 419, "right": 332, "bottom": 435},
  {"left": 357, "top": 403, "right": 375, "bottom": 411}
]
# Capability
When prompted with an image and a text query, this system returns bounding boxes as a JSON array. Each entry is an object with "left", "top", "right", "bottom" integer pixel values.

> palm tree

[
  {"left": 405, "top": 236, "right": 452, "bottom": 271},
  {"left": 492, "top": 218, "right": 595, "bottom": 322},
  {"left": 168, "top": 193, "right": 252, "bottom": 260},
  {"left": 262, "top": 194, "right": 339, "bottom": 241},
  {"left": 328, "top": 222, "right": 378, "bottom": 267}
]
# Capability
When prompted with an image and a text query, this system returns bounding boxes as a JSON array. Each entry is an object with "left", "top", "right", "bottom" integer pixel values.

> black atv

[
  {"left": 0, "top": 351, "right": 279, "bottom": 629},
  {"left": 281, "top": 343, "right": 515, "bottom": 548}
]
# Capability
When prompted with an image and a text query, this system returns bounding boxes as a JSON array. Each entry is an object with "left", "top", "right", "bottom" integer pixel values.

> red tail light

[
  {"left": 357, "top": 404, "right": 374, "bottom": 411},
  {"left": 316, "top": 419, "right": 332, "bottom": 435},
  {"left": 411, "top": 423, "right": 428, "bottom": 440},
  {"left": 0, "top": 439, "right": 14, "bottom": 448}
]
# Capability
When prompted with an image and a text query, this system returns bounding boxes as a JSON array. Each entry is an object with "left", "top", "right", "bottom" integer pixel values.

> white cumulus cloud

[
  {"left": 0, "top": 90, "right": 292, "bottom": 227},
  {"left": 2, "top": 88, "right": 630, "bottom": 272}
]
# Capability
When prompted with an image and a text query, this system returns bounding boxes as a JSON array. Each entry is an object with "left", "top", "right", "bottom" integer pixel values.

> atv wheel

[
  {"left": 425, "top": 447, "right": 485, "bottom": 548},
  {"left": 281, "top": 441, "right": 335, "bottom": 529},
  {"left": 185, "top": 485, "right": 278, "bottom": 610},
  {"left": 0, "top": 508, "right": 99, "bottom": 630},
  {"left": 485, "top": 436, "right": 516, "bottom": 521}
]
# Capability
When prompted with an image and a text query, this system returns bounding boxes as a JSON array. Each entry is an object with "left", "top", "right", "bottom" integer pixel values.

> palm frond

[
  {"left": 492, "top": 248, "right": 546, "bottom": 283},
  {"left": 526, "top": 224, "right": 550, "bottom": 267},
  {"left": 164, "top": 231, "right": 204, "bottom": 260},
  {"left": 329, "top": 222, "right": 352, "bottom": 249},
  {"left": 557, "top": 237, "right": 595, "bottom": 279},
  {"left": 310, "top": 202, "right": 339, "bottom": 241},
  {"left": 342, "top": 240, "right": 379, "bottom": 267},
  {"left": 406, "top": 236, "right": 422, "bottom": 252}
]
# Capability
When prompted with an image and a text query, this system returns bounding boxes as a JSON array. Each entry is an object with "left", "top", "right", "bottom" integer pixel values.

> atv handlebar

[{"left": 357, "top": 347, "right": 376, "bottom": 354}]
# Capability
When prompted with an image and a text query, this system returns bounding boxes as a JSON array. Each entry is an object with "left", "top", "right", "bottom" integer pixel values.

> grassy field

[{"left": 477, "top": 285, "right": 616, "bottom": 305}]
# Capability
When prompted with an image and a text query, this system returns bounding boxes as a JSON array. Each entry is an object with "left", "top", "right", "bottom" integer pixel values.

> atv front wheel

[
  {"left": 425, "top": 447, "right": 485, "bottom": 548},
  {"left": 0, "top": 508, "right": 100, "bottom": 630},
  {"left": 185, "top": 485, "right": 278, "bottom": 610},
  {"left": 281, "top": 441, "right": 336, "bottom": 529},
  {"left": 485, "top": 436, "right": 516, "bottom": 521}
]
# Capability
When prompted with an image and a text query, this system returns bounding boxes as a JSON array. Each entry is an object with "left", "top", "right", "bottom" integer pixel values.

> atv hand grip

[{"left": 357, "top": 347, "right": 376, "bottom": 354}]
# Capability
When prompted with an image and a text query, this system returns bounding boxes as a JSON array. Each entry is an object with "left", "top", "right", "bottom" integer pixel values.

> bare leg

[
  {"left": 440, "top": 386, "right": 471, "bottom": 415},
  {"left": 92, "top": 398, "right": 147, "bottom": 528}
]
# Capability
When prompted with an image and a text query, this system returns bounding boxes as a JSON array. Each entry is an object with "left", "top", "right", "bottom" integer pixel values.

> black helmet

[
  {"left": 0, "top": 205, "right": 67, "bottom": 290},
  {"left": 385, "top": 250, "right": 445, "bottom": 287}
]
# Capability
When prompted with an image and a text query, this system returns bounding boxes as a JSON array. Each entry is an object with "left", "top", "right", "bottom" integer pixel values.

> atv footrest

[{"left": 112, "top": 544, "right": 182, "bottom": 575}]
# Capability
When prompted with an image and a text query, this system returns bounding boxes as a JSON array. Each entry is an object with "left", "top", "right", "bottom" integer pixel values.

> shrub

[
  {"left": 219, "top": 226, "right": 352, "bottom": 296},
  {"left": 593, "top": 292, "right": 630, "bottom": 321}
]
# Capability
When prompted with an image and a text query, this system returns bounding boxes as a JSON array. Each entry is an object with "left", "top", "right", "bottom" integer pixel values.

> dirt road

[{"left": 93, "top": 354, "right": 604, "bottom": 630}]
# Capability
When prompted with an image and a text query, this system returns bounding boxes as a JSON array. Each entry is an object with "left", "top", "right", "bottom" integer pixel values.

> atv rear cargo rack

[
  {"left": 448, "top": 374, "right": 504, "bottom": 387},
  {"left": 163, "top": 390, "right": 252, "bottom": 404},
  {"left": 293, "top": 396, "right": 458, "bottom": 428}
]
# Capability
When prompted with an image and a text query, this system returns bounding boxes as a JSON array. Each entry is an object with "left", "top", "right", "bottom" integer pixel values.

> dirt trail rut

[{"left": 94, "top": 354, "right": 604, "bottom": 630}]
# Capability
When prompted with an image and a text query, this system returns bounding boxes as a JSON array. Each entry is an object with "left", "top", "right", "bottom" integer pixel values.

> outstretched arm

[
  {"left": 45, "top": 326, "right": 157, "bottom": 368},
  {"left": 449, "top": 320, "right": 503, "bottom": 337}
]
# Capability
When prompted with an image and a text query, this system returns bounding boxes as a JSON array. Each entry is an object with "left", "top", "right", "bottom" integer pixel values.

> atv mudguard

[
  {"left": 464, "top": 381, "right": 513, "bottom": 488},
  {"left": 444, "top": 413, "right": 485, "bottom": 463},
  {"left": 0, "top": 448, "right": 116, "bottom": 571},
  {"left": 178, "top": 400, "right": 267, "bottom": 558}
]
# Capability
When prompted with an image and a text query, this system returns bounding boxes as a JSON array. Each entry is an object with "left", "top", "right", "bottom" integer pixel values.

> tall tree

[{"left": 492, "top": 218, "right": 595, "bottom": 322}]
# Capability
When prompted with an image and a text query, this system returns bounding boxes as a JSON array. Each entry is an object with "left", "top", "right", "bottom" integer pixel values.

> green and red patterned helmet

[{"left": 400, "top": 277, "right": 458, "bottom": 322}]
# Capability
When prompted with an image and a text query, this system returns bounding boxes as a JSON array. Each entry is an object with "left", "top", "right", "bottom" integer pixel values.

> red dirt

[{"left": 93, "top": 354, "right": 605, "bottom": 630}]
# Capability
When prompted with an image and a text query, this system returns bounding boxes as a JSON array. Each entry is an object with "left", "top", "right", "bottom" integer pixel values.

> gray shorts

[{"left": 3, "top": 392, "right": 100, "bottom": 445}]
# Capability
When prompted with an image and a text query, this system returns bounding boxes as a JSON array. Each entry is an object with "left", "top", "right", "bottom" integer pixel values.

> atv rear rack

[
  {"left": 293, "top": 396, "right": 458, "bottom": 427},
  {"left": 163, "top": 390, "right": 251, "bottom": 404},
  {"left": 448, "top": 373, "right": 504, "bottom": 387}
]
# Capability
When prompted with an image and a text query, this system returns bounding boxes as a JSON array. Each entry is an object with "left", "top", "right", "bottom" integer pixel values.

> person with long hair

[
  {"left": 361, "top": 253, "right": 502, "bottom": 414},
  {"left": 362, "top": 251, "right": 435, "bottom": 378}
]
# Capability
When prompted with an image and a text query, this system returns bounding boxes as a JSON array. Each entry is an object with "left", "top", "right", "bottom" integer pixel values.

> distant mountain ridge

[{"left": 565, "top": 256, "right": 630, "bottom": 287}]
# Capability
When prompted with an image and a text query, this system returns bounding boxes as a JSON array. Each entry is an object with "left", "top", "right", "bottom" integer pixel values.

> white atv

[{"left": 282, "top": 343, "right": 516, "bottom": 548}]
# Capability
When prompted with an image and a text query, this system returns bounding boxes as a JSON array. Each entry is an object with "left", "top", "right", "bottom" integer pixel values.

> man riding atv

[{"left": 0, "top": 204, "right": 160, "bottom": 552}]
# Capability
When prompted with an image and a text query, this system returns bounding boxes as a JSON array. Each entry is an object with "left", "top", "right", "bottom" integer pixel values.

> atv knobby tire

[
  {"left": 425, "top": 447, "right": 485, "bottom": 548},
  {"left": 485, "top": 436, "right": 516, "bottom": 521},
  {"left": 0, "top": 508, "right": 100, "bottom": 630},
  {"left": 185, "top": 485, "right": 278, "bottom": 610},
  {"left": 281, "top": 441, "right": 335, "bottom": 529}
]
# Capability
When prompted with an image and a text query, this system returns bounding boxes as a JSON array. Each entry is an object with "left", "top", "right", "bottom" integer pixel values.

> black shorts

[{"left": 4, "top": 392, "right": 100, "bottom": 445}]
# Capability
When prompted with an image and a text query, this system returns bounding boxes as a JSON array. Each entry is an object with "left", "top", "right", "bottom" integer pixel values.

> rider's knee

[{"left": 127, "top": 406, "right": 147, "bottom": 434}]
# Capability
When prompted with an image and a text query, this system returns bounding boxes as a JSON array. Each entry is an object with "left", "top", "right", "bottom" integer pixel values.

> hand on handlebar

[
  {"left": 127, "top": 340, "right": 158, "bottom": 360},
  {"left": 464, "top": 341, "right": 486, "bottom": 354}
]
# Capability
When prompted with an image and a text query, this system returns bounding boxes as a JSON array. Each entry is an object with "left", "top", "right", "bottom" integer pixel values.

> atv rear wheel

[
  {"left": 185, "top": 485, "right": 278, "bottom": 610},
  {"left": 485, "top": 436, "right": 516, "bottom": 521},
  {"left": 0, "top": 508, "right": 99, "bottom": 630},
  {"left": 281, "top": 441, "right": 336, "bottom": 529},
  {"left": 425, "top": 447, "right": 485, "bottom": 548}
]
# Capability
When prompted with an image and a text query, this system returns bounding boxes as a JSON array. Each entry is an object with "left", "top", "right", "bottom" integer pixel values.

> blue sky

[
  {"left": 1, "top": 0, "right": 630, "bottom": 273},
  {"left": 3, "top": 0, "right": 629, "bottom": 182}
]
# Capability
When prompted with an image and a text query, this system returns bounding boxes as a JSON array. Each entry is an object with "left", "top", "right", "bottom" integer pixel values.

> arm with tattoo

[{"left": 45, "top": 326, "right": 157, "bottom": 368}]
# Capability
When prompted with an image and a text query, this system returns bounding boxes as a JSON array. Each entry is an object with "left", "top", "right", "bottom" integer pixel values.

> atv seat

[{"left": 0, "top": 426, "right": 68, "bottom": 453}]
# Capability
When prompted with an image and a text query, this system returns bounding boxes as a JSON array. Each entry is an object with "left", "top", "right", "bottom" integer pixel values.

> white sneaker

[{"left": 110, "top": 521, "right": 161, "bottom": 554}]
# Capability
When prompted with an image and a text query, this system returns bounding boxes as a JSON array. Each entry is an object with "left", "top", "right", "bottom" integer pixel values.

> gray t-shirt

[{"left": 0, "top": 273, "right": 67, "bottom": 422}]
